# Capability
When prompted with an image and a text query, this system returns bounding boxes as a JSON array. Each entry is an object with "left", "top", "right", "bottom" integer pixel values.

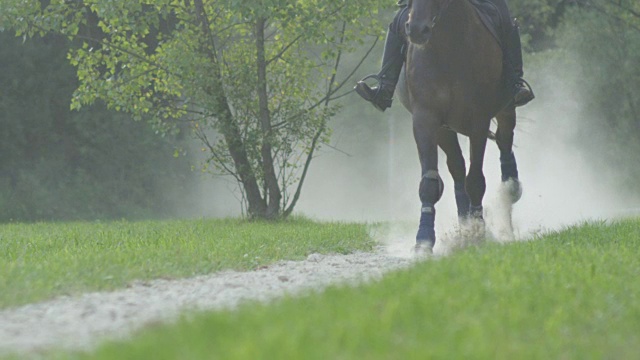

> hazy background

[
  {"left": 192, "top": 50, "right": 640, "bottom": 239},
  {"left": 2, "top": 1, "right": 640, "bottom": 236}
]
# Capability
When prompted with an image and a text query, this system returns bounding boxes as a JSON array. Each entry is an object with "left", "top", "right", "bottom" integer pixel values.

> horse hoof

[
  {"left": 503, "top": 178, "right": 522, "bottom": 203},
  {"left": 470, "top": 205, "right": 484, "bottom": 220},
  {"left": 414, "top": 240, "right": 434, "bottom": 257}
]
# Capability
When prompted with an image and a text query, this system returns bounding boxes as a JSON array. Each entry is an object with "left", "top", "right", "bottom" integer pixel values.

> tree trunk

[
  {"left": 193, "top": 0, "right": 267, "bottom": 218},
  {"left": 255, "top": 17, "right": 282, "bottom": 219}
]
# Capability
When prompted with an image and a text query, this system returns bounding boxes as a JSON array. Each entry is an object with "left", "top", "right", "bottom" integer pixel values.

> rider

[{"left": 355, "top": 0, "right": 535, "bottom": 111}]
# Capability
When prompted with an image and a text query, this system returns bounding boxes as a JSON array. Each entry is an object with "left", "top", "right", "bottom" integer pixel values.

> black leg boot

[
  {"left": 355, "top": 20, "right": 406, "bottom": 112},
  {"left": 507, "top": 20, "right": 535, "bottom": 107}
]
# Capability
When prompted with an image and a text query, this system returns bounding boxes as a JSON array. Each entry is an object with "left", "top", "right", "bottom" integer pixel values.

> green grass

[
  {"left": 0, "top": 217, "right": 374, "bottom": 309},
  {"left": 68, "top": 219, "right": 640, "bottom": 359}
]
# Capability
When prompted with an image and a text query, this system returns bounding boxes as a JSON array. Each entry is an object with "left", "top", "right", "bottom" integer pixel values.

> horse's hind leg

[
  {"left": 461, "top": 128, "right": 490, "bottom": 245},
  {"left": 495, "top": 107, "right": 522, "bottom": 203},
  {"left": 413, "top": 112, "right": 443, "bottom": 252},
  {"left": 438, "top": 128, "right": 470, "bottom": 222},
  {"left": 467, "top": 129, "right": 489, "bottom": 219}
]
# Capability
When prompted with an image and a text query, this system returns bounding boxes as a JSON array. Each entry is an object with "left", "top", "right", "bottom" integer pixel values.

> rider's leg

[
  {"left": 490, "top": 0, "right": 535, "bottom": 107},
  {"left": 354, "top": 6, "right": 409, "bottom": 112},
  {"left": 508, "top": 19, "right": 535, "bottom": 106}
]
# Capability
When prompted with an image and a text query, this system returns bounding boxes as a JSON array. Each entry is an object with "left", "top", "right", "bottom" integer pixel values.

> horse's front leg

[
  {"left": 495, "top": 107, "right": 522, "bottom": 203},
  {"left": 413, "top": 110, "right": 443, "bottom": 253}
]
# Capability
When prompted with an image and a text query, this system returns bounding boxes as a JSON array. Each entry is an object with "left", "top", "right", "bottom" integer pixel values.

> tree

[
  {"left": 2, "top": 0, "right": 386, "bottom": 219},
  {"left": 586, "top": 0, "right": 640, "bottom": 33},
  {"left": 551, "top": 0, "right": 640, "bottom": 136},
  {"left": 540, "top": 0, "right": 640, "bottom": 190},
  {"left": 0, "top": 31, "right": 194, "bottom": 221},
  {"left": 506, "top": 0, "right": 588, "bottom": 51}
]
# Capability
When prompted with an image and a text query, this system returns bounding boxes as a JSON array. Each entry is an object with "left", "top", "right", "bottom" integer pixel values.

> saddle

[{"left": 468, "top": 0, "right": 507, "bottom": 50}]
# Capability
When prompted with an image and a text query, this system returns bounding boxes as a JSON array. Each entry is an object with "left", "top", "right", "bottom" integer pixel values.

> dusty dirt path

[{"left": 0, "top": 247, "right": 417, "bottom": 356}]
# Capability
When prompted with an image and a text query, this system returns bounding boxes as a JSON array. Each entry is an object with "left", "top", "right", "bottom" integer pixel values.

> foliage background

[
  {"left": 0, "top": 32, "right": 195, "bottom": 221},
  {"left": 1, "top": 0, "right": 639, "bottom": 222}
]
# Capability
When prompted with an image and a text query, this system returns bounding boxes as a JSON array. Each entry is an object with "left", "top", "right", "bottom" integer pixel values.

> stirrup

[
  {"left": 514, "top": 78, "right": 535, "bottom": 107},
  {"left": 354, "top": 74, "right": 393, "bottom": 111},
  {"left": 360, "top": 74, "right": 382, "bottom": 83},
  {"left": 355, "top": 74, "right": 382, "bottom": 101}
]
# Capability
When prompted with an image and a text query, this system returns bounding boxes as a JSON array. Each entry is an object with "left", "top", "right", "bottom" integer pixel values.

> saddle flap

[{"left": 468, "top": 0, "right": 506, "bottom": 49}]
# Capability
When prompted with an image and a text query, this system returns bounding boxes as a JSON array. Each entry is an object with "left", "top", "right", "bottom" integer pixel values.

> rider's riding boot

[
  {"left": 355, "top": 28, "right": 405, "bottom": 112},
  {"left": 507, "top": 20, "right": 535, "bottom": 107}
]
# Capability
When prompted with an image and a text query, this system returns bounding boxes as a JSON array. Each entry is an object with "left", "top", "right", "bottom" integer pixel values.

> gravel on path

[{"left": 0, "top": 247, "right": 418, "bottom": 356}]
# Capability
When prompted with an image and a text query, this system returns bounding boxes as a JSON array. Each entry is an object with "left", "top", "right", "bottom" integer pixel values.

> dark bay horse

[{"left": 397, "top": 0, "right": 522, "bottom": 252}]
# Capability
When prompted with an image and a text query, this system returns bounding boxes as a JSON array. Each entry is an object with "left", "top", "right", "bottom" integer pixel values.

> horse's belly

[{"left": 445, "top": 93, "right": 497, "bottom": 136}]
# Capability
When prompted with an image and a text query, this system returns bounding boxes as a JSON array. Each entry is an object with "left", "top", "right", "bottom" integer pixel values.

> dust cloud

[
  {"left": 296, "top": 57, "right": 640, "bottom": 243},
  {"left": 191, "top": 56, "right": 640, "bottom": 248}
]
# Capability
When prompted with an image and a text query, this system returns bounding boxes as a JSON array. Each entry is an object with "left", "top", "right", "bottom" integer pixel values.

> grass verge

[
  {"left": 0, "top": 217, "right": 374, "bottom": 309},
  {"left": 71, "top": 219, "right": 640, "bottom": 359}
]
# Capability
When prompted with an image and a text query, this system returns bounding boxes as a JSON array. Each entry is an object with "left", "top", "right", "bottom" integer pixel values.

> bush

[{"left": 0, "top": 32, "right": 195, "bottom": 222}]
